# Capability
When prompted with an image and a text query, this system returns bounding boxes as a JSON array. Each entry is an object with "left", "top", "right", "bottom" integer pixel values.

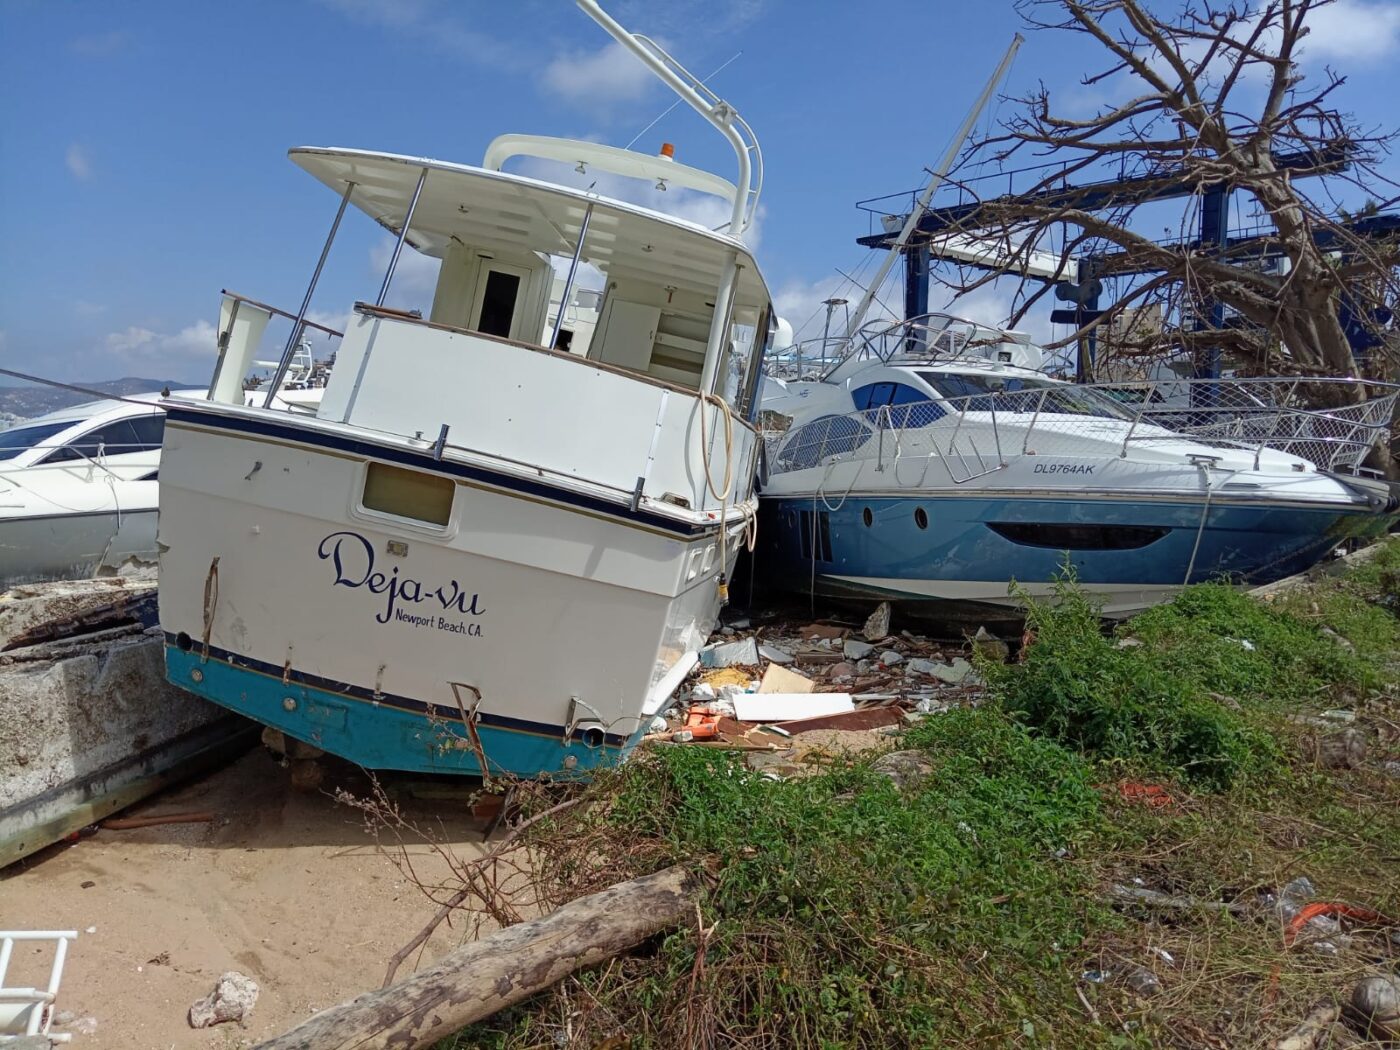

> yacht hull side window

[{"left": 362, "top": 462, "right": 455, "bottom": 526}]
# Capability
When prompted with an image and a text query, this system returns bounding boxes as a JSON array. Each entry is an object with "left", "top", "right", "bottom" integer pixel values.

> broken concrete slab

[
  {"left": 1, "top": 576, "right": 251, "bottom": 869},
  {"left": 758, "top": 644, "right": 795, "bottom": 665},
  {"left": 863, "top": 602, "right": 891, "bottom": 641},
  {"left": 842, "top": 639, "right": 874, "bottom": 661},
  {"left": 699, "top": 637, "right": 760, "bottom": 668}
]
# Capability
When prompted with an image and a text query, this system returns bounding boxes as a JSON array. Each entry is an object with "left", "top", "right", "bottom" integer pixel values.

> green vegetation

[{"left": 439, "top": 539, "right": 1400, "bottom": 1049}]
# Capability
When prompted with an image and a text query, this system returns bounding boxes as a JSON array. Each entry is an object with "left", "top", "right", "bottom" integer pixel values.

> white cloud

[
  {"left": 103, "top": 320, "right": 218, "bottom": 367},
  {"left": 771, "top": 270, "right": 905, "bottom": 348},
  {"left": 543, "top": 40, "right": 658, "bottom": 109},
  {"left": 1302, "top": 0, "right": 1400, "bottom": 61},
  {"left": 70, "top": 30, "right": 131, "bottom": 56},
  {"left": 65, "top": 144, "right": 93, "bottom": 181},
  {"left": 315, "top": 0, "right": 521, "bottom": 69}
]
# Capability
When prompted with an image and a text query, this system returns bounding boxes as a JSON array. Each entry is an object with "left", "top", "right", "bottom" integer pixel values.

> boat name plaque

[{"left": 316, "top": 530, "right": 485, "bottom": 636}]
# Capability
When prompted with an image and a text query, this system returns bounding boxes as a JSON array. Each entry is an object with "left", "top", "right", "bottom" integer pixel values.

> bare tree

[{"left": 935, "top": 0, "right": 1400, "bottom": 396}]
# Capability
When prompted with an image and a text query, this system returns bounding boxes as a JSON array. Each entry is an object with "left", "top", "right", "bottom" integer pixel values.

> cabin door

[{"left": 470, "top": 262, "right": 531, "bottom": 341}]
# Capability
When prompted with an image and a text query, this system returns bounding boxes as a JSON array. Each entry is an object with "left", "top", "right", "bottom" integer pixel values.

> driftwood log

[{"left": 253, "top": 863, "right": 703, "bottom": 1050}]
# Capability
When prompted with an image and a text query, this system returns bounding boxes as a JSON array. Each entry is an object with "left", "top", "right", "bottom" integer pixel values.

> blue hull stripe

[
  {"left": 163, "top": 404, "right": 717, "bottom": 539},
  {"left": 163, "top": 633, "right": 632, "bottom": 749},
  {"left": 165, "top": 645, "right": 642, "bottom": 777},
  {"left": 760, "top": 493, "right": 1390, "bottom": 597}
]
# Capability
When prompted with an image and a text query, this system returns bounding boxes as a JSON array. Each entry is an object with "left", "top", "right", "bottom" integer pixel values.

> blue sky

[{"left": 2, "top": 0, "right": 1398, "bottom": 382}]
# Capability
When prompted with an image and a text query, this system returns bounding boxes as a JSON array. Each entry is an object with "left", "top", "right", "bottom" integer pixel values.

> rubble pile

[{"left": 648, "top": 602, "right": 999, "bottom": 772}]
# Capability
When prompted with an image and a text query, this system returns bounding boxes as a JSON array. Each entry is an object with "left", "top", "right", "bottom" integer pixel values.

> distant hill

[{"left": 0, "top": 377, "right": 202, "bottom": 421}]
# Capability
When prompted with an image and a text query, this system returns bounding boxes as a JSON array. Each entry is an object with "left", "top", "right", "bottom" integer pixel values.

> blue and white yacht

[{"left": 758, "top": 313, "right": 1399, "bottom": 619}]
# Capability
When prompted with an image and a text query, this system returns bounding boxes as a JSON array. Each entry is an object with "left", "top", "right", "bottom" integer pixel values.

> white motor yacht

[
  {"left": 155, "top": 0, "right": 774, "bottom": 778},
  {"left": 759, "top": 313, "right": 1400, "bottom": 619}
]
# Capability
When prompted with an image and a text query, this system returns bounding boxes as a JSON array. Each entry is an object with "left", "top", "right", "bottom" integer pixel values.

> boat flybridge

[
  {"left": 156, "top": 0, "right": 774, "bottom": 778},
  {"left": 758, "top": 313, "right": 1400, "bottom": 620}
]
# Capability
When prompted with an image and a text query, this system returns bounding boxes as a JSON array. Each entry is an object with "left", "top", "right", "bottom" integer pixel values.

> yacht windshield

[
  {"left": 917, "top": 372, "right": 1129, "bottom": 419},
  {"left": 0, "top": 421, "right": 73, "bottom": 461}
]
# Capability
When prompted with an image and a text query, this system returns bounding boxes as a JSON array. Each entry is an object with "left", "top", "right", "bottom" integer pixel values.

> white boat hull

[{"left": 157, "top": 412, "right": 741, "bottom": 776}]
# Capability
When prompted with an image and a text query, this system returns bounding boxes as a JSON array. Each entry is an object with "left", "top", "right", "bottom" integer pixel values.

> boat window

[
  {"left": 477, "top": 270, "right": 521, "bottom": 338},
  {"left": 361, "top": 462, "right": 454, "bottom": 526},
  {"left": 776, "top": 414, "right": 873, "bottom": 472},
  {"left": 40, "top": 419, "right": 145, "bottom": 463},
  {"left": 0, "top": 421, "right": 72, "bottom": 460},
  {"left": 851, "top": 382, "right": 946, "bottom": 427},
  {"left": 127, "top": 414, "right": 166, "bottom": 451},
  {"left": 918, "top": 372, "right": 1129, "bottom": 419},
  {"left": 987, "top": 522, "right": 1169, "bottom": 550}
]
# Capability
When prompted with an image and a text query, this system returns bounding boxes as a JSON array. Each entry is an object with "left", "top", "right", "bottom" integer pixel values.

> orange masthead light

[{"left": 658, "top": 142, "right": 676, "bottom": 160}]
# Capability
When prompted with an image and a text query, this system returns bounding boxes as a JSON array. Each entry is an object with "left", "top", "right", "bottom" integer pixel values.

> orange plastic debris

[
  {"left": 1116, "top": 782, "right": 1175, "bottom": 808},
  {"left": 1283, "top": 901, "right": 1393, "bottom": 947},
  {"left": 683, "top": 709, "right": 721, "bottom": 740}
]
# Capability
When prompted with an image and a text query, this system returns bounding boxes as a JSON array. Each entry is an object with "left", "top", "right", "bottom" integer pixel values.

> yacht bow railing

[
  {"left": 765, "top": 313, "right": 1031, "bottom": 380},
  {"left": 764, "top": 376, "right": 1400, "bottom": 484}
]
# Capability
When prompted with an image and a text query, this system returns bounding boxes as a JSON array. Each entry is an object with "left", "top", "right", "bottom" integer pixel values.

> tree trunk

[{"left": 253, "top": 864, "right": 702, "bottom": 1050}]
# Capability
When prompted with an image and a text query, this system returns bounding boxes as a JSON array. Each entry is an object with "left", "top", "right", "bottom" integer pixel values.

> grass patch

[
  {"left": 450, "top": 710, "right": 1115, "bottom": 1048},
  {"left": 985, "top": 572, "right": 1278, "bottom": 789},
  {"left": 432, "top": 539, "right": 1400, "bottom": 1050}
]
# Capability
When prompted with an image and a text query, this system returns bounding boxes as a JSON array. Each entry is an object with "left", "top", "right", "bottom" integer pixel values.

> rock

[
  {"left": 700, "top": 637, "right": 760, "bottom": 668},
  {"left": 1125, "top": 968, "right": 1162, "bottom": 997},
  {"left": 843, "top": 639, "right": 875, "bottom": 660},
  {"left": 871, "top": 749, "right": 934, "bottom": 791},
  {"left": 855, "top": 659, "right": 873, "bottom": 674},
  {"left": 1317, "top": 709, "right": 1356, "bottom": 725},
  {"left": 728, "top": 618, "right": 751, "bottom": 630},
  {"left": 914, "top": 696, "right": 948, "bottom": 714},
  {"left": 827, "top": 662, "right": 855, "bottom": 679},
  {"left": 1314, "top": 728, "right": 1366, "bottom": 770},
  {"left": 689, "top": 682, "right": 717, "bottom": 704},
  {"left": 69, "top": 1016, "right": 99, "bottom": 1036},
  {"left": 1274, "top": 1003, "right": 1341, "bottom": 1050},
  {"left": 1346, "top": 974, "right": 1400, "bottom": 1041},
  {"left": 908, "top": 657, "right": 975, "bottom": 684},
  {"left": 1320, "top": 626, "right": 1355, "bottom": 651},
  {"left": 879, "top": 650, "right": 904, "bottom": 668},
  {"left": 54, "top": 1010, "right": 77, "bottom": 1025},
  {"left": 863, "top": 602, "right": 891, "bottom": 642},
  {"left": 758, "top": 644, "right": 794, "bottom": 665},
  {"left": 1324, "top": 1022, "right": 1364, "bottom": 1048},
  {"left": 1115, "top": 636, "right": 1143, "bottom": 649},
  {"left": 1382, "top": 760, "right": 1400, "bottom": 779},
  {"left": 189, "top": 971, "right": 260, "bottom": 1029},
  {"left": 970, "top": 626, "right": 1010, "bottom": 663}
]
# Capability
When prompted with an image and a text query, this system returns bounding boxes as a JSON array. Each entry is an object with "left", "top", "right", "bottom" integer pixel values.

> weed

[
  {"left": 985, "top": 570, "right": 1277, "bottom": 789},
  {"left": 432, "top": 541, "right": 1400, "bottom": 1050},
  {"left": 450, "top": 710, "right": 1113, "bottom": 1048}
]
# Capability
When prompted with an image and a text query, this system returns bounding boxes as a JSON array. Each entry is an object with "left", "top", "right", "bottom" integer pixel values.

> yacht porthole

[
  {"left": 914, "top": 508, "right": 928, "bottom": 530},
  {"left": 862, "top": 507, "right": 873, "bottom": 527}
]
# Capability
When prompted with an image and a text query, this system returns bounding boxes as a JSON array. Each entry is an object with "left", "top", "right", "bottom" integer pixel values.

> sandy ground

[{"left": 1, "top": 748, "right": 496, "bottom": 1048}]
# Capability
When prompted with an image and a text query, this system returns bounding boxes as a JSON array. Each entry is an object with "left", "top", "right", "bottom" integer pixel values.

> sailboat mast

[{"left": 841, "top": 34, "right": 1024, "bottom": 345}]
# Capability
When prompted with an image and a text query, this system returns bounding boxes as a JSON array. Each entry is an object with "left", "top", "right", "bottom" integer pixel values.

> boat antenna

[
  {"left": 623, "top": 51, "right": 744, "bottom": 151},
  {"left": 575, "top": 0, "right": 762, "bottom": 239},
  {"left": 840, "top": 33, "right": 1023, "bottom": 346}
]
